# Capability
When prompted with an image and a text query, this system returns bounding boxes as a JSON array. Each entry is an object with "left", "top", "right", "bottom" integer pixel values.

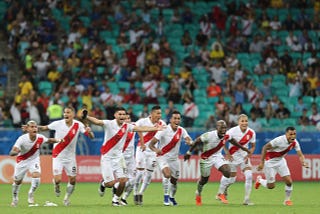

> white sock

[
  {"left": 112, "top": 194, "right": 120, "bottom": 202},
  {"left": 162, "top": 177, "right": 170, "bottom": 195},
  {"left": 218, "top": 176, "right": 230, "bottom": 194},
  {"left": 169, "top": 182, "right": 177, "bottom": 198},
  {"left": 244, "top": 170, "right": 252, "bottom": 201},
  {"left": 12, "top": 183, "right": 21, "bottom": 199},
  {"left": 133, "top": 170, "right": 144, "bottom": 195},
  {"left": 259, "top": 177, "right": 268, "bottom": 187},
  {"left": 285, "top": 185, "right": 293, "bottom": 201},
  {"left": 65, "top": 183, "right": 75, "bottom": 199},
  {"left": 114, "top": 182, "right": 119, "bottom": 189},
  {"left": 139, "top": 170, "right": 152, "bottom": 194},
  {"left": 123, "top": 179, "right": 134, "bottom": 200},
  {"left": 29, "top": 177, "right": 40, "bottom": 193}
]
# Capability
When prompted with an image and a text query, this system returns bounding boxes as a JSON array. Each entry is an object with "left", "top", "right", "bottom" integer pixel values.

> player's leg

[
  {"left": 99, "top": 156, "right": 116, "bottom": 197},
  {"left": 112, "top": 156, "right": 128, "bottom": 206},
  {"left": 121, "top": 156, "right": 136, "bottom": 205},
  {"left": 168, "top": 160, "right": 179, "bottom": 206},
  {"left": 62, "top": 159, "right": 77, "bottom": 206},
  {"left": 241, "top": 159, "right": 254, "bottom": 205},
  {"left": 278, "top": 159, "right": 293, "bottom": 206},
  {"left": 195, "top": 159, "right": 213, "bottom": 205},
  {"left": 255, "top": 165, "right": 275, "bottom": 189},
  {"left": 158, "top": 156, "right": 171, "bottom": 205},
  {"left": 27, "top": 160, "right": 41, "bottom": 205},
  {"left": 11, "top": 164, "right": 26, "bottom": 207},
  {"left": 217, "top": 163, "right": 237, "bottom": 203},
  {"left": 52, "top": 158, "right": 63, "bottom": 197},
  {"left": 133, "top": 148, "right": 145, "bottom": 205}
]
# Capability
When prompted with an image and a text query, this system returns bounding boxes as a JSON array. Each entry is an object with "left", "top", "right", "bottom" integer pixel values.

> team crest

[
  {"left": 122, "top": 128, "right": 125, "bottom": 132},
  {"left": 246, "top": 135, "right": 250, "bottom": 140},
  {"left": 72, "top": 129, "right": 76, "bottom": 134}
]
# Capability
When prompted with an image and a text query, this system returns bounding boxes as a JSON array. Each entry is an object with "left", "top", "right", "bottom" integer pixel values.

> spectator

[
  {"left": 275, "top": 102, "right": 291, "bottom": 119},
  {"left": 309, "top": 106, "right": 320, "bottom": 126},
  {"left": 298, "top": 108, "right": 310, "bottom": 126},
  {"left": 207, "top": 79, "right": 222, "bottom": 98},
  {"left": 182, "top": 96, "right": 199, "bottom": 128},
  {"left": 249, "top": 112, "right": 262, "bottom": 132},
  {"left": 205, "top": 115, "right": 217, "bottom": 130}
]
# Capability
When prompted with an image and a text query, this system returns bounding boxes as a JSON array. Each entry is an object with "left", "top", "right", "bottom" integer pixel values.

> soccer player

[
  {"left": 38, "top": 106, "right": 94, "bottom": 206},
  {"left": 184, "top": 120, "right": 251, "bottom": 206},
  {"left": 119, "top": 113, "right": 137, "bottom": 205},
  {"left": 9, "top": 120, "right": 63, "bottom": 207},
  {"left": 133, "top": 105, "right": 166, "bottom": 205},
  {"left": 83, "top": 107, "right": 165, "bottom": 206},
  {"left": 216, "top": 114, "right": 256, "bottom": 205},
  {"left": 255, "top": 126, "right": 309, "bottom": 206},
  {"left": 149, "top": 111, "right": 193, "bottom": 206}
]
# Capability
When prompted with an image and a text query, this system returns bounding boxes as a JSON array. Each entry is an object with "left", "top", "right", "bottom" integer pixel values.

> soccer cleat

[
  {"left": 169, "top": 197, "right": 178, "bottom": 206},
  {"left": 98, "top": 180, "right": 105, "bottom": 197},
  {"left": 243, "top": 199, "right": 254, "bottom": 206},
  {"left": 255, "top": 175, "right": 262, "bottom": 189},
  {"left": 283, "top": 200, "right": 293, "bottom": 206},
  {"left": 112, "top": 201, "right": 121, "bottom": 206},
  {"left": 195, "top": 195, "right": 202, "bottom": 206},
  {"left": 134, "top": 195, "right": 139, "bottom": 205},
  {"left": 216, "top": 193, "right": 228, "bottom": 204},
  {"left": 138, "top": 194, "right": 143, "bottom": 205},
  {"left": 63, "top": 195, "right": 70, "bottom": 206},
  {"left": 163, "top": 195, "right": 170, "bottom": 206},
  {"left": 11, "top": 198, "right": 18, "bottom": 207},
  {"left": 120, "top": 198, "right": 128, "bottom": 206},
  {"left": 28, "top": 192, "right": 34, "bottom": 204},
  {"left": 53, "top": 181, "right": 61, "bottom": 197}
]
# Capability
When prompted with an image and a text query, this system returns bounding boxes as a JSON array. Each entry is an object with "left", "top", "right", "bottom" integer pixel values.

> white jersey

[
  {"left": 48, "top": 119, "right": 86, "bottom": 160},
  {"left": 266, "top": 135, "right": 301, "bottom": 163},
  {"left": 101, "top": 120, "right": 135, "bottom": 159},
  {"left": 226, "top": 126, "right": 256, "bottom": 160},
  {"left": 154, "top": 125, "right": 190, "bottom": 160},
  {"left": 123, "top": 128, "right": 136, "bottom": 158},
  {"left": 135, "top": 117, "right": 166, "bottom": 152},
  {"left": 14, "top": 134, "right": 48, "bottom": 163},
  {"left": 200, "top": 130, "right": 227, "bottom": 159}
]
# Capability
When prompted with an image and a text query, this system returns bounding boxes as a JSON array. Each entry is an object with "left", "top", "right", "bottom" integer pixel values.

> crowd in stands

[{"left": 0, "top": 0, "right": 319, "bottom": 131}]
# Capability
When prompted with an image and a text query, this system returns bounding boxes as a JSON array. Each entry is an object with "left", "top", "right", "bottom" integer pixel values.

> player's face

[
  {"left": 238, "top": 116, "right": 248, "bottom": 131},
  {"left": 125, "top": 115, "right": 131, "bottom": 123},
  {"left": 217, "top": 123, "right": 227, "bottom": 137},
  {"left": 170, "top": 113, "right": 181, "bottom": 129},
  {"left": 28, "top": 123, "right": 38, "bottom": 136},
  {"left": 286, "top": 129, "right": 296, "bottom": 143},
  {"left": 115, "top": 110, "right": 127, "bottom": 125},
  {"left": 150, "top": 109, "right": 162, "bottom": 123},
  {"left": 64, "top": 108, "right": 74, "bottom": 123}
]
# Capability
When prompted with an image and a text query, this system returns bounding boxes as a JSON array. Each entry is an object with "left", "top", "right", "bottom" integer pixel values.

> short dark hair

[
  {"left": 115, "top": 106, "right": 126, "bottom": 112},
  {"left": 286, "top": 126, "right": 296, "bottom": 132},
  {"left": 171, "top": 110, "right": 181, "bottom": 116},
  {"left": 151, "top": 105, "right": 161, "bottom": 112}
]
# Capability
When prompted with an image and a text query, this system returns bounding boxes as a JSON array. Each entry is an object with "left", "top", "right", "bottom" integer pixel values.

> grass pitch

[{"left": 0, "top": 182, "right": 319, "bottom": 214}]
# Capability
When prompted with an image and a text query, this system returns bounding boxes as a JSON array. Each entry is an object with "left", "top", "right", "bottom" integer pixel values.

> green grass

[{"left": 0, "top": 182, "right": 319, "bottom": 214}]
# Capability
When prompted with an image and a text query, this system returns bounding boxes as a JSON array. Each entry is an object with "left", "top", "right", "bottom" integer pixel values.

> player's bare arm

[
  {"left": 85, "top": 126, "right": 95, "bottom": 139},
  {"left": 297, "top": 150, "right": 309, "bottom": 168},
  {"left": 9, "top": 147, "right": 20, "bottom": 156},
  {"left": 257, "top": 142, "right": 273, "bottom": 171},
  {"left": 229, "top": 139, "right": 251, "bottom": 154},
  {"left": 85, "top": 115, "right": 104, "bottom": 126},
  {"left": 133, "top": 124, "right": 165, "bottom": 132},
  {"left": 37, "top": 125, "right": 49, "bottom": 132},
  {"left": 47, "top": 138, "right": 64, "bottom": 144},
  {"left": 184, "top": 137, "right": 201, "bottom": 161},
  {"left": 185, "top": 136, "right": 194, "bottom": 146},
  {"left": 223, "top": 145, "right": 233, "bottom": 161},
  {"left": 137, "top": 131, "right": 146, "bottom": 151},
  {"left": 149, "top": 137, "right": 162, "bottom": 155}
]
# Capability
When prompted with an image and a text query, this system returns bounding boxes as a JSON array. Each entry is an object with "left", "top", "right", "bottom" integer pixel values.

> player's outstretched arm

[
  {"left": 229, "top": 139, "right": 251, "bottom": 154},
  {"left": 297, "top": 150, "right": 309, "bottom": 168},
  {"left": 47, "top": 138, "right": 64, "bottom": 144},
  {"left": 133, "top": 124, "right": 166, "bottom": 132},
  {"left": 9, "top": 147, "right": 20, "bottom": 156},
  {"left": 257, "top": 142, "right": 272, "bottom": 171},
  {"left": 184, "top": 137, "right": 201, "bottom": 161},
  {"left": 149, "top": 137, "right": 162, "bottom": 155},
  {"left": 85, "top": 115, "right": 104, "bottom": 126}
]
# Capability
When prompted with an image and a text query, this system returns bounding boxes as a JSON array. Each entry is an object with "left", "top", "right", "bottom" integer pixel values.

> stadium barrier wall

[{"left": 0, "top": 155, "right": 319, "bottom": 184}]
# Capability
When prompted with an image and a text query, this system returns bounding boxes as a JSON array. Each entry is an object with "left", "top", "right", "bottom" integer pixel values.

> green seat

[
  {"left": 193, "top": 117, "right": 207, "bottom": 128},
  {"left": 193, "top": 89, "right": 207, "bottom": 97},
  {"left": 118, "top": 81, "right": 130, "bottom": 92},
  {"left": 268, "top": 118, "right": 282, "bottom": 127},
  {"left": 282, "top": 118, "right": 296, "bottom": 126},
  {"left": 194, "top": 97, "right": 208, "bottom": 104},
  {"left": 242, "top": 103, "right": 252, "bottom": 114},
  {"left": 39, "top": 81, "right": 53, "bottom": 96},
  {"left": 302, "top": 96, "right": 315, "bottom": 107},
  {"left": 207, "top": 97, "right": 219, "bottom": 105}
]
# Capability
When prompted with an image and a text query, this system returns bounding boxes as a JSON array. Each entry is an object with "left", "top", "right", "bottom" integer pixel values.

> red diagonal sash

[
  {"left": 145, "top": 82, "right": 154, "bottom": 92},
  {"left": 201, "top": 135, "right": 228, "bottom": 160},
  {"left": 101, "top": 124, "right": 128, "bottom": 155},
  {"left": 52, "top": 123, "right": 79, "bottom": 158},
  {"left": 265, "top": 141, "right": 296, "bottom": 160},
  {"left": 229, "top": 129, "right": 253, "bottom": 155},
  {"left": 159, "top": 128, "right": 182, "bottom": 156},
  {"left": 184, "top": 103, "right": 195, "bottom": 115},
  {"left": 123, "top": 131, "right": 134, "bottom": 152},
  {"left": 17, "top": 137, "right": 44, "bottom": 163},
  {"left": 138, "top": 121, "right": 162, "bottom": 146}
]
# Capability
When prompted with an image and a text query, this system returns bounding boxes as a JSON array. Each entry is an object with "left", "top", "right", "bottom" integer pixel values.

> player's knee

[
  {"left": 244, "top": 170, "right": 252, "bottom": 181},
  {"left": 170, "top": 177, "right": 177, "bottom": 185},
  {"left": 199, "top": 176, "right": 209, "bottom": 185},
  {"left": 267, "top": 183, "right": 275, "bottom": 189}
]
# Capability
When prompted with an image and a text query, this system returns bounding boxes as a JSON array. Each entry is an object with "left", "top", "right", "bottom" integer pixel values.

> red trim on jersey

[
  {"left": 184, "top": 103, "right": 195, "bottom": 115},
  {"left": 137, "top": 121, "right": 162, "bottom": 146},
  {"left": 123, "top": 131, "right": 134, "bottom": 152},
  {"left": 100, "top": 124, "right": 128, "bottom": 155},
  {"left": 158, "top": 128, "right": 182, "bottom": 156},
  {"left": 52, "top": 123, "right": 79, "bottom": 158},
  {"left": 201, "top": 135, "right": 228, "bottom": 160},
  {"left": 265, "top": 141, "right": 297, "bottom": 160},
  {"left": 229, "top": 129, "right": 254, "bottom": 155},
  {"left": 17, "top": 137, "right": 44, "bottom": 163}
]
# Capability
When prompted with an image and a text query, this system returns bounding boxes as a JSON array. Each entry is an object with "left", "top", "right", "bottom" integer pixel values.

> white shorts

[
  {"left": 101, "top": 155, "right": 127, "bottom": 183},
  {"left": 264, "top": 158, "right": 290, "bottom": 183},
  {"left": 135, "top": 147, "right": 157, "bottom": 170},
  {"left": 53, "top": 158, "right": 77, "bottom": 176},
  {"left": 124, "top": 155, "right": 136, "bottom": 180},
  {"left": 157, "top": 156, "right": 180, "bottom": 179},
  {"left": 227, "top": 157, "right": 252, "bottom": 173},
  {"left": 14, "top": 158, "right": 41, "bottom": 181},
  {"left": 200, "top": 154, "right": 227, "bottom": 177}
]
